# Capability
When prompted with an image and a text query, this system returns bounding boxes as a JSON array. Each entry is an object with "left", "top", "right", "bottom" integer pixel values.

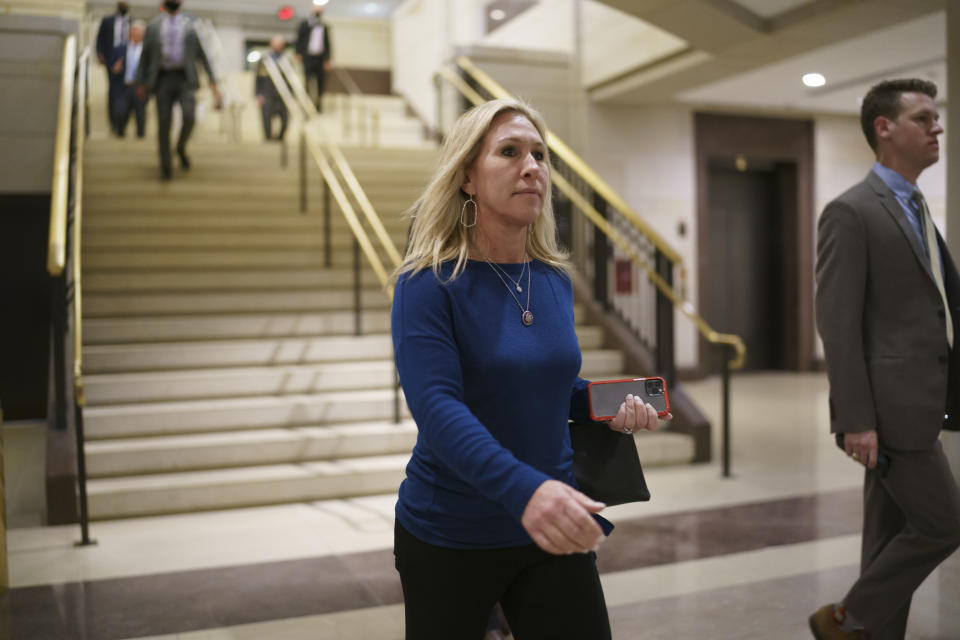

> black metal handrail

[{"left": 47, "top": 35, "right": 95, "bottom": 544}]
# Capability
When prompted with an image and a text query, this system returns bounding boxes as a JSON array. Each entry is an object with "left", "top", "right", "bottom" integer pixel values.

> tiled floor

[{"left": 3, "top": 372, "right": 959, "bottom": 639}]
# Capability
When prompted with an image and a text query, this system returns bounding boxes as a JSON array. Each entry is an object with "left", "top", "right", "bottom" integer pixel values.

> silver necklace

[
  {"left": 495, "top": 259, "right": 527, "bottom": 292},
  {"left": 480, "top": 253, "right": 534, "bottom": 327}
]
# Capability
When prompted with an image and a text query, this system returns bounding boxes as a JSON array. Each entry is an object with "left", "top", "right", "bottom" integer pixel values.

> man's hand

[
  {"left": 256, "top": 95, "right": 265, "bottom": 107},
  {"left": 112, "top": 59, "right": 123, "bottom": 74},
  {"left": 324, "top": 60, "right": 332, "bottom": 72},
  {"left": 521, "top": 480, "right": 604, "bottom": 555},
  {"left": 211, "top": 84, "right": 223, "bottom": 110},
  {"left": 136, "top": 85, "right": 147, "bottom": 101},
  {"left": 98, "top": 54, "right": 106, "bottom": 65},
  {"left": 843, "top": 429, "right": 879, "bottom": 469}
]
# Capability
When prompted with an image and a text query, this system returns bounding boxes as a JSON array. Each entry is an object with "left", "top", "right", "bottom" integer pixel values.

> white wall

[
  {"left": 480, "top": 0, "right": 573, "bottom": 54},
  {"left": 392, "top": 0, "right": 451, "bottom": 126},
  {"left": 583, "top": 103, "right": 700, "bottom": 368},
  {"left": 580, "top": 0, "right": 685, "bottom": 88}
]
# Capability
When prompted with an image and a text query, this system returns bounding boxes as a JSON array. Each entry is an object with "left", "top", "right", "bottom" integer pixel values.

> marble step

[
  {"left": 81, "top": 197, "right": 419, "bottom": 215},
  {"left": 84, "top": 429, "right": 694, "bottom": 519},
  {"left": 82, "top": 268, "right": 383, "bottom": 293},
  {"left": 81, "top": 229, "right": 406, "bottom": 250},
  {"left": 83, "top": 327, "right": 604, "bottom": 373},
  {"left": 83, "top": 388, "right": 409, "bottom": 439},
  {"left": 83, "top": 288, "right": 390, "bottom": 317},
  {"left": 82, "top": 182, "right": 426, "bottom": 201},
  {"left": 81, "top": 248, "right": 353, "bottom": 270},
  {"left": 84, "top": 360, "right": 399, "bottom": 405},
  {"left": 81, "top": 212, "right": 410, "bottom": 231},
  {"left": 86, "top": 453, "right": 411, "bottom": 519},
  {"left": 85, "top": 420, "right": 418, "bottom": 477},
  {"left": 83, "top": 347, "right": 617, "bottom": 405},
  {"left": 83, "top": 310, "right": 393, "bottom": 344}
]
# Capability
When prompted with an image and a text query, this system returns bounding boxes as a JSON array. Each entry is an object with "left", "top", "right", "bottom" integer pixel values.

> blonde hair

[{"left": 390, "top": 98, "right": 568, "bottom": 285}]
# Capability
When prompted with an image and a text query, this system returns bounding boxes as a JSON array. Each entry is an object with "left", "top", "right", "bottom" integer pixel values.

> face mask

[{"left": 164, "top": 1, "right": 181, "bottom": 12}]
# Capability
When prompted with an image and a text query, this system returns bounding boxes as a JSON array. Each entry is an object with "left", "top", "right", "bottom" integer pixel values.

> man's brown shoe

[{"left": 809, "top": 604, "right": 867, "bottom": 639}]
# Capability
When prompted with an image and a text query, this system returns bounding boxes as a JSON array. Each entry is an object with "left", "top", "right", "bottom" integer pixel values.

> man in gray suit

[
  {"left": 811, "top": 79, "right": 960, "bottom": 639},
  {"left": 135, "top": 0, "right": 221, "bottom": 180}
]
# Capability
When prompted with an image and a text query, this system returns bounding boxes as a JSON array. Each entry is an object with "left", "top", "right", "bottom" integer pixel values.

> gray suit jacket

[
  {"left": 135, "top": 14, "right": 215, "bottom": 91},
  {"left": 816, "top": 170, "right": 960, "bottom": 451}
]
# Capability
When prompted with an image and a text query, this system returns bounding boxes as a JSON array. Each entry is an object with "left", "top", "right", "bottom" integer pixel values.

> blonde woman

[{"left": 391, "top": 98, "right": 658, "bottom": 639}]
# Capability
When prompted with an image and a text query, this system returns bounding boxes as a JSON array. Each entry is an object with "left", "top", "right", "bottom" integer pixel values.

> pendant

[
  {"left": 521, "top": 310, "right": 534, "bottom": 326},
  {"left": 516, "top": 285, "right": 523, "bottom": 293}
]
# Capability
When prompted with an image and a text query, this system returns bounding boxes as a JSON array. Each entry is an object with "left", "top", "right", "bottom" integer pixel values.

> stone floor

[{"left": 3, "top": 372, "right": 959, "bottom": 639}]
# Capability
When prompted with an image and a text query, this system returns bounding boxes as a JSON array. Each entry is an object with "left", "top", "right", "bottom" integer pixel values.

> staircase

[{"left": 79, "top": 95, "right": 694, "bottom": 520}]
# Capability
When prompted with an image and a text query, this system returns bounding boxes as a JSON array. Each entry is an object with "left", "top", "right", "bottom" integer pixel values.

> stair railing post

[
  {"left": 592, "top": 191, "right": 610, "bottom": 311},
  {"left": 655, "top": 249, "right": 676, "bottom": 388},
  {"left": 323, "top": 176, "right": 331, "bottom": 268},
  {"left": 73, "top": 386, "right": 95, "bottom": 547},
  {"left": 299, "top": 130, "right": 307, "bottom": 213},
  {"left": 721, "top": 343, "right": 732, "bottom": 478},
  {"left": 353, "top": 239, "right": 362, "bottom": 336},
  {"left": 50, "top": 276, "right": 68, "bottom": 431}
]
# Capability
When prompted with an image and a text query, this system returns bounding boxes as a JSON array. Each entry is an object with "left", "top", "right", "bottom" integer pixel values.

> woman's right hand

[{"left": 520, "top": 480, "right": 605, "bottom": 555}]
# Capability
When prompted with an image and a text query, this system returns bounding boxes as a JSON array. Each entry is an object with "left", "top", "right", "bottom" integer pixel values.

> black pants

[
  {"left": 155, "top": 69, "right": 195, "bottom": 174},
  {"left": 303, "top": 56, "right": 326, "bottom": 111},
  {"left": 260, "top": 98, "right": 288, "bottom": 140},
  {"left": 394, "top": 521, "right": 611, "bottom": 640},
  {"left": 113, "top": 84, "right": 146, "bottom": 137}
]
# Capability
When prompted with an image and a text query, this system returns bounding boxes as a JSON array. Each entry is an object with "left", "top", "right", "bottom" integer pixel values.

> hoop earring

[{"left": 460, "top": 196, "right": 478, "bottom": 228}]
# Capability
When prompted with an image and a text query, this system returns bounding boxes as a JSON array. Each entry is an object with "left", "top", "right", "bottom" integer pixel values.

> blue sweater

[{"left": 392, "top": 259, "right": 599, "bottom": 549}]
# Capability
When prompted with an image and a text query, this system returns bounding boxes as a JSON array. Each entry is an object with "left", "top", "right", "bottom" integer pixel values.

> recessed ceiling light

[
  {"left": 802, "top": 73, "right": 826, "bottom": 88},
  {"left": 490, "top": 9, "right": 506, "bottom": 20},
  {"left": 312, "top": 0, "right": 328, "bottom": 6},
  {"left": 247, "top": 50, "right": 262, "bottom": 63}
]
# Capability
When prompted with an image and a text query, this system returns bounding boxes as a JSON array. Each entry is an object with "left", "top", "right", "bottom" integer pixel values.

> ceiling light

[
  {"left": 490, "top": 9, "right": 506, "bottom": 20},
  {"left": 247, "top": 50, "right": 262, "bottom": 63},
  {"left": 802, "top": 73, "right": 826, "bottom": 88},
  {"left": 364, "top": 3, "right": 378, "bottom": 13},
  {"left": 312, "top": 0, "right": 329, "bottom": 6}
]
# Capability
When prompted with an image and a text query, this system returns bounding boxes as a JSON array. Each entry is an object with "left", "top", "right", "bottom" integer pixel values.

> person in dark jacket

[
  {"left": 254, "top": 35, "right": 290, "bottom": 141},
  {"left": 107, "top": 20, "right": 146, "bottom": 138},
  {"left": 295, "top": 5, "right": 332, "bottom": 112}
]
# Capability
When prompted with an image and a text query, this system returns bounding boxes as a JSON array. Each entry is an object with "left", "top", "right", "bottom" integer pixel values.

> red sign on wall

[
  {"left": 615, "top": 259, "right": 632, "bottom": 294},
  {"left": 277, "top": 6, "right": 295, "bottom": 20}
]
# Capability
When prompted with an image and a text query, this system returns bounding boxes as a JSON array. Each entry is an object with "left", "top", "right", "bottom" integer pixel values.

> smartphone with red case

[{"left": 587, "top": 377, "right": 670, "bottom": 422}]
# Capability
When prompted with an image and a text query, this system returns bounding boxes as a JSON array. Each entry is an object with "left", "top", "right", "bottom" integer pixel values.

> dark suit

[
  {"left": 97, "top": 13, "right": 130, "bottom": 129},
  {"left": 255, "top": 54, "right": 288, "bottom": 140},
  {"left": 816, "top": 169, "right": 960, "bottom": 637},
  {"left": 107, "top": 43, "right": 146, "bottom": 137},
  {"left": 295, "top": 18, "right": 331, "bottom": 111},
  {"left": 135, "top": 13, "right": 215, "bottom": 175}
]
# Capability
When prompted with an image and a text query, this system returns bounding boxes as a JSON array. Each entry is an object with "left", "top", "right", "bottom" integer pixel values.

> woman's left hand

[{"left": 607, "top": 394, "right": 662, "bottom": 434}]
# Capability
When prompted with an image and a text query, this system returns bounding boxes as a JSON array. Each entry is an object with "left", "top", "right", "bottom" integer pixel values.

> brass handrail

[
  {"left": 442, "top": 59, "right": 746, "bottom": 370},
  {"left": 47, "top": 33, "right": 77, "bottom": 277},
  {"left": 73, "top": 47, "right": 89, "bottom": 406},
  {"left": 455, "top": 56, "right": 682, "bottom": 265},
  {"left": 262, "top": 55, "right": 394, "bottom": 297},
  {"left": 278, "top": 56, "right": 402, "bottom": 269}
]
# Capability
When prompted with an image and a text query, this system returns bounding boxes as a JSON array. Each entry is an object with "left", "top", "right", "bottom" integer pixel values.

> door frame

[{"left": 694, "top": 113, "right": 815, "bottom": 373}]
